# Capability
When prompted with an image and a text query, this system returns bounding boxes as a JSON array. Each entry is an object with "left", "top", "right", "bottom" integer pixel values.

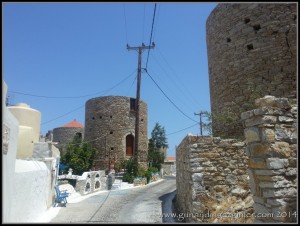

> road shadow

[{"left": 159, "top": 190, "right": 185, "bottom": 223}]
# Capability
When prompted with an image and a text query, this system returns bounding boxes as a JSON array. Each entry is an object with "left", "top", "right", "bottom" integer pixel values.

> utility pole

[
  {"left": 194, "top": 111, "right": 204, "bottom": 135},
  {"left": 127, "top": 42, "right": 155, "bottom": 175}
]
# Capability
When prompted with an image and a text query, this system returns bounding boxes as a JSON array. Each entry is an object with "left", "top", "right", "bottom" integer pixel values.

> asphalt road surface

[{"left": 51, "top": 176, "right": 177, "bottom": 223}]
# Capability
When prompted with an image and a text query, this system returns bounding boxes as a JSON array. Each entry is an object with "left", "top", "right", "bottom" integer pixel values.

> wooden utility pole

[
  {"left": 194, "top": 111, "right": 204, "bottom": 135},
  {"left": 127, "top": 43, "right": 155, "bottom": 174}
]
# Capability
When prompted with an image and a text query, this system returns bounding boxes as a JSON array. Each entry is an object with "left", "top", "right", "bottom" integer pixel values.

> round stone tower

[
  {"left": 53, "top": 119, "right": 84, "bottom": 152},
  {"left": 206, "top": 3, "right": 297, "bottom": 138},
  {"left": 84, "top": 96, "right": 148, "bottom": 171}
]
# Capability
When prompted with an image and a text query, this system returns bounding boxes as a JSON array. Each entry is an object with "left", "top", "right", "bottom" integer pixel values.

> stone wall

[
  {"left": 161, "top": 161, "right": 176, "bottom": 176},
  {"left": 176, "top": 135, "right": 253, "bottom": 223},
  {"left": 242, "top": 95, "right": 297, "bottom": 222},
  {"left": 85, "top": 96, "right": 148, "bottom": 170},
  {"left": 206, "top": 3, "right": 297, "bottom": 138}
]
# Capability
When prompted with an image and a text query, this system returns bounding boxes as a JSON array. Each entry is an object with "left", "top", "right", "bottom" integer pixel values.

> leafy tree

[
  {"left": 148, "top": 122, "right": 168, "bottom": 170},
  {"left": 61, "top": 136, "right": 96, "bottom": 175}
]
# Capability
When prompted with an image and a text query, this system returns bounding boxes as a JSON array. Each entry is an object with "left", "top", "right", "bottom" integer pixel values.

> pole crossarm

[{"left": 127, "top": 43, "right": 155, "bottom": 51}]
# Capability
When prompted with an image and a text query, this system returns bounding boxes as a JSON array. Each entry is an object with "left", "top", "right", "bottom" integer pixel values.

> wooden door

[{"left": 126, "top": 135, "right": 134, "bottom": 156}]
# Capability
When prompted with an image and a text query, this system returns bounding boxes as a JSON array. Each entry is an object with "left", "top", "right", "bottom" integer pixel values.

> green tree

[
  {"left": 61, "top": 136, "right": 96, "bottom": 175},
  {"left": 148, "top": 122, "right": 168, "bottom": 170},
  {"left": 151, "top": 122, "right": 168, "bottom": 149}
]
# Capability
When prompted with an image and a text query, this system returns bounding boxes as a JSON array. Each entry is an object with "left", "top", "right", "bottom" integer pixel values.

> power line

[
  {"left": 126, "top": 74, "right": 137, "bottom": 96},
  {"left": 142, "top": 3, "right": 146, "bottom": 43},
  {"left": 156, "top": 46, "right": 202, "bottom": 107},
  {"left": 41, "top": 70, "right": 136, "bottom": 125},
  {"left": 123, "top": 4, "right": 128, "bottom": 44},
  {"left": 167, "top": 123, "right": 199, "bottom": 136},
  {"left": 152, "top": 4, "right": 160, "bottom": 42},
  {"left": 41, "top": 105, "right": 84, "bottom": 125},
  {"left": 145, "top": 3, "right": 157, "bottom": 70},
  {"left": 8, "top": 70, "right": 136, "bottom": 99},
  {"left": 148, "top": 55, "right": 197, "bottom": 114},
  {"left": 145, "top": 70, "right": 198, "bottom": 123}
]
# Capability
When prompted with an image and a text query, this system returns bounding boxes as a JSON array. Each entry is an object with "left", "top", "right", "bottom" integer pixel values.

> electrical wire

[
  {"left": 167, "top": 123, "right": 199, "bottom": 136},
  {"left": 145, "top": 3, "right": 157, "bottom": 70},
  {"left": 156, "top": 46, "right": 202, "bottom": 107},
  {"left": 41, "top": 70, "right": 136, "bottom": 125},
  {"left": 9, "top": 69, "right": 136, "bottom": 99},
  {"left": 123, "top": 4, "right": 129, "bottom": 44},
  {"left": 152, "top": 4, "right": 160, "bottom": 42},
  {"left": 142, "top": 3, "right": 146, "bottom": 43},
  {"left": 148, "top": 56, "right": 197, "bottom": 114},
  {"left": 41, "top": 105, "right": 84, "bottom": 125},
  {"left": 126, "top": 74, "right": 137, "bottom": 96},
  {"left": 145, "top": 70, "right": 198, "bottom": 123}
]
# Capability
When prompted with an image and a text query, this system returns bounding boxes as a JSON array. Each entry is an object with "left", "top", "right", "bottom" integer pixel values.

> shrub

[
  {"left": 122, "top": 172, "right": 135, "bottom": 183},
  {"left": 148, "top": 167, "right": 158, "bottom": 173}
]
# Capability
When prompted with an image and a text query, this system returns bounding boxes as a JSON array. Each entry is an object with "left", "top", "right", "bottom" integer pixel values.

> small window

[
  {"left": 75, "top": 132, "right": 82, "bottom": 140},
  {"left": 110, "top": 116, "right": 112, "bottom": 119},
  {"left": 253, "top": 24, "right": 261, "bottom": 31},
  {"left": 110, "top": 131, "right": 113, "bottom": 134},
  {"left": 244, "top": 18, "right": 250, "bottom": 24},
  {"left": 247, "top": 44, "right": 254, "bottom": 50},
  {"left": 111, "top": 147, "right": 114, "bottom": 150},
  {"left": 130, "top": 98, "right": 136, "bottom": 111}
]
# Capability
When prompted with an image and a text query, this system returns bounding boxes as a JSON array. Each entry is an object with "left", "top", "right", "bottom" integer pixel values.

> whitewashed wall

[
  {"left": 10, "top": 160, "right": 51, "bottom": 222},
  {"left": 2, "top": 80, "right": 19, "bottom": 222}
]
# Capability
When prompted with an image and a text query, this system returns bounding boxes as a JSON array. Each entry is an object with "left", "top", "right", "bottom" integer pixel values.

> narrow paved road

[{"left": 51, "top": 176, "right": 176, "bottom": 223}]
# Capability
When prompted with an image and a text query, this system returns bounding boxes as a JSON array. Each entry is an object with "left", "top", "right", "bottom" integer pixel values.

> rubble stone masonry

[
  {"left": 176, "top": 135, "right": 252, "bottom": 223},
  {"left": 242, "top": 95, "right": 297, "bottom": 223},
  {"left": 206, "top": 3, "right": 297, "bottom": 138}
]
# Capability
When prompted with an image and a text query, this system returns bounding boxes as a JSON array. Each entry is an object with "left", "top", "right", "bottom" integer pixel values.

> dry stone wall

[
  {"left": 176, "top": 135, "right": 253, "bottom": 223},
  {"left": 242, "top": 95, "right": 297, "bottom": 223}
]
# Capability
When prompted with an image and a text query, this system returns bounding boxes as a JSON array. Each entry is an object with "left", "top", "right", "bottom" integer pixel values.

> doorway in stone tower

[{"left": 126, "top": 134, "right": 134, "bottom": 156}]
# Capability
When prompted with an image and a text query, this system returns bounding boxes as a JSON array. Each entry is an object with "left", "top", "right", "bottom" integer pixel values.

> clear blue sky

[{"left": 3, "top": 2, "right": 217, "bottom": 157}]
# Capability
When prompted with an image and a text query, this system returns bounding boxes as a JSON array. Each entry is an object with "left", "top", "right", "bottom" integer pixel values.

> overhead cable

[
  {"left": 145, "top": 70, "right": 198, "bottom": 123},
  {"left": 145, "top": 3, "right": 157, "bottom": 69},
  {"left": 9, "top": 69, "right": 136, "bottom": 99}
]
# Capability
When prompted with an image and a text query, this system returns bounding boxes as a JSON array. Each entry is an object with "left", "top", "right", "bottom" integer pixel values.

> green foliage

[
  {"left": 122, "top": 172, "right": 135, "bottom": 183},
  {"left": 148, "top": 145, "right": 165, "bottom": 171},
  {"left": 125, "top": 157, "right": 135, "bottom": 174},
  {"left": 137, "top": 165, "right": 146, "bottom": 177},
  {"left": 114, "top": 158, "right": 127, "bottom": 172},
  {"left": 117, "top": 157, "right": 139, "bottom": 181},
  {"left": 144, "top": 171, "right": 152, "bottom": 183},
  {"left": 151, "top": 122, "right": 168, "bottom": 149},
  {"left": 60, "top": 136, "right": 96, "bottom": 175},
  {"left": 148, "top": 122, "right": 168, "bottom": 171},
  {"left": 148, "top": 167, "right": 158, "bottom": 173}
]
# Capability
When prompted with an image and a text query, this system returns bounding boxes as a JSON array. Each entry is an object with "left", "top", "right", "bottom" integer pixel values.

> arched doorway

[{"left": 126, "top": 134, "right": 134, "bottom": 156}]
